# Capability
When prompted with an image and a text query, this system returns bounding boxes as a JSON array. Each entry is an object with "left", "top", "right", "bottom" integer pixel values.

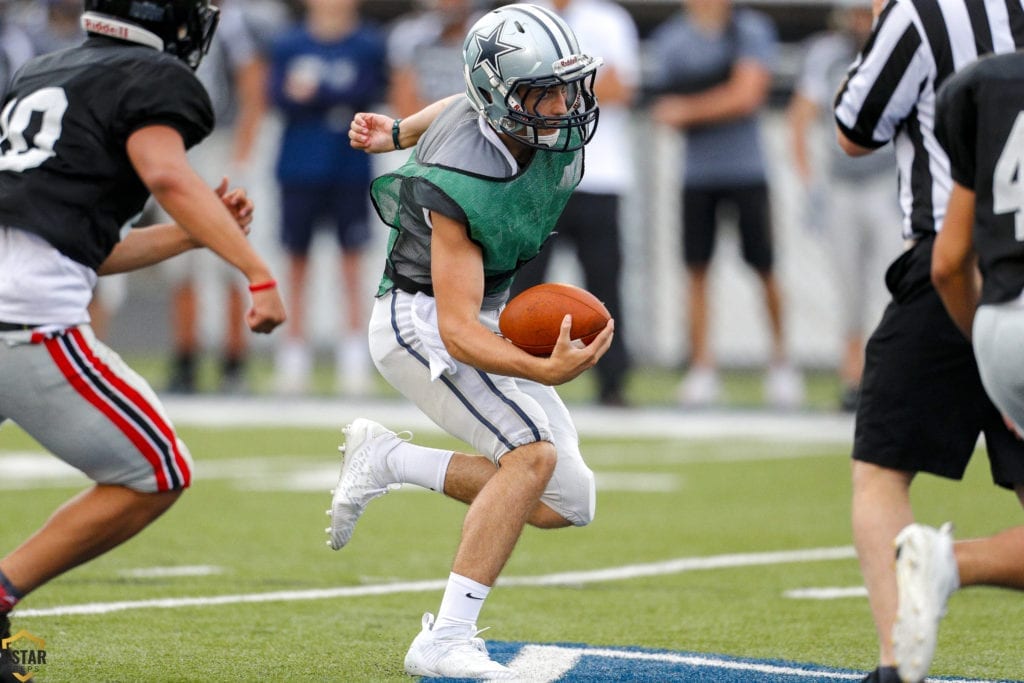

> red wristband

[{"left": 248, "top": 279, "right": 277, "bottom": 293}]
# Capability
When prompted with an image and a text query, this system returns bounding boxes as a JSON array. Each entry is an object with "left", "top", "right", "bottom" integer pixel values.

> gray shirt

[{"left": 647, "top": 8, "right": 777, "bottom": 188}]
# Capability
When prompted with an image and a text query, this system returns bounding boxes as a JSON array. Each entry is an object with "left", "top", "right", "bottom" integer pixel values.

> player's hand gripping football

[{"left": 542, "top": 314, "right": 615, "bottom": 386}]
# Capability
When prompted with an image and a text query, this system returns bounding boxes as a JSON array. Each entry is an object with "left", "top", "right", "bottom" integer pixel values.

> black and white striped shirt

[{"left": 834, "top": 0, "right": 1024, "bottom": 239}]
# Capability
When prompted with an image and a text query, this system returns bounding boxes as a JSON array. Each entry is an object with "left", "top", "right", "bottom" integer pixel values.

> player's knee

[
  {"left": 506, "top": 440, "right": 557, "bottom": 484},
  {"left": 548, "top": 466, "right": 596, "bottom": 528}
]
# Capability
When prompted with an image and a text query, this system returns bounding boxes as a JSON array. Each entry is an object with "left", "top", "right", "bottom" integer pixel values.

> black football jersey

[
  {"left": 0, "top": 36, "right": 213, "bottom": 270},
  {"left": 937, "top": 52, "right": 1024, "bottom": 305}
]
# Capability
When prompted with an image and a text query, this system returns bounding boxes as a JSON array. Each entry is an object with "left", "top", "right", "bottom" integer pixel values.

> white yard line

[
  {"left": 157, "top": 395, "right": 856, "bottom": 442},
  {"left": 12, "top": 546, "right": 856, "bottom": 618},
  {"left": 785, "top": 587, "right": 869, "bottom": 600},
  {"left": 118, "top": 565, "right": 224, "bottom": 579}
]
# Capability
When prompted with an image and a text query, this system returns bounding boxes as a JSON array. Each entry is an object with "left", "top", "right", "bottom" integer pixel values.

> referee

[{"left": 834, "top": 1, "right": 1024, "bottom": 681}]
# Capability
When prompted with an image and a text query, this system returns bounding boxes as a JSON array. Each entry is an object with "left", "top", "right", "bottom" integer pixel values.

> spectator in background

[
  {"left": 268, "top": 0, "right": 387, "bottom": 395},
  {"left": 163, "top": 0, "right": 270, "bottom": 394},
  {"left": 786, "top": 0, "right": 900, "bottom": 411},
  {"left": 510, "top": 0, "right": 639, "bottom": 407},
  {"left": 386, "top": 0, "right": 476, "bottom": 120},
  {"left": 648, "top": 0, "right": 803, "bottom": 410}
]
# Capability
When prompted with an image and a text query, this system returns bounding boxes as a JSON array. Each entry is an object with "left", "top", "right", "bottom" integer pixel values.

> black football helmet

[{"left": 81, "top": 0, "right": 219, "bottom": 69}]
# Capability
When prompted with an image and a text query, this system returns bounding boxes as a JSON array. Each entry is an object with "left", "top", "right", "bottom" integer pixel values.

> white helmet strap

[{"left": 81, "top": 12, "right": 165, "bottom": 52}]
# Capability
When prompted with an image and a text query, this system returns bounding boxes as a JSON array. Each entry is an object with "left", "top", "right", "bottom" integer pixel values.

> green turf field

[{"left": 2, "top": 404, "right": 1023, "bottom": 681}]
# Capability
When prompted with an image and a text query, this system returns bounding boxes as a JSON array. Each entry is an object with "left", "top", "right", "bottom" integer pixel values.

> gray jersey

[
  {"left": 795, "top": 31, "right": 894, "bottom": 181},
  {"left": 376, "top": 97, "right": 569, "bottom": 311},
  {"left": 195, "top": 3, "right": 258, "bottom": 126}
]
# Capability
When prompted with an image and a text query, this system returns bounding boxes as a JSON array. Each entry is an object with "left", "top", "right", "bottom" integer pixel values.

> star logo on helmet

[{"left": 472, "top": 22, "right": 520, "bottom": 74}]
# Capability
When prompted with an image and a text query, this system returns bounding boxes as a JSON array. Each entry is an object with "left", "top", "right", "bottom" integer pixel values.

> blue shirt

[{"left": 269, "top": 22, "right": 387, "bottom": 184}]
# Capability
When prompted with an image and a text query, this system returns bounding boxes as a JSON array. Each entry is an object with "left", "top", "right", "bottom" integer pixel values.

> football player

[
  {"left": 0, "top": 1, "right": 285, "bottom": 676},
  {"left": 892, "top": 52, "right": 1024, "bottom": 683},
  {"left": 335, "top": 4, "right": 613, "bottom": 678}
]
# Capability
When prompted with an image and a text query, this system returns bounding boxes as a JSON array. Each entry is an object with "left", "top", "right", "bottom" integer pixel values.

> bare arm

[
  {"left": 230, "top": 55, "right": 269, "bottom": 167},
  {"left": 836, "top": 127, "right": 875, "bottom": 157},
  {"left": 349, "top": 94, "right": 462, "bottom": 153},
  {"left": 650, "top": 60, "right": 770, "bottom": 129},
  {"left": 430, "top": 211, "right": 613, "bottom": 386},
  {"left": 125, "top": 124, "right": 285, "bottom": 333},
  {"left": 98, "top": 224, "right": 196, "bottom": 275},
  {"left": 932, "top": 182, "right": 979, "bottom": 339},
  {"left": 97, "top": 182, "right": 252, "bottom": 274},
  {"left": 786, "top": 92, "right": 819, "bottom": 184},
  {"left": 594, "top": 65, "right": 635, "bottom": 108}
]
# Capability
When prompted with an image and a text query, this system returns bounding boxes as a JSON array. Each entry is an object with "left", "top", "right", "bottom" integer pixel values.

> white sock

[
  {"left": 435, "top": 572, "right": 491, "bottom": 629},
  {"left": 385, "top": 441, "right": 452, "bottom": 492}
]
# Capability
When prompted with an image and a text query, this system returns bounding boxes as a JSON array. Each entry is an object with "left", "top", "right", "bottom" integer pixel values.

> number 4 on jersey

[{"left": 994, "top": 110, "right": 1024, "bottom": 241}]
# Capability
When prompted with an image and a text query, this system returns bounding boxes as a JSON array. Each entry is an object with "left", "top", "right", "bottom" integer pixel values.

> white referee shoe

[
  {"left": 892, "top": 522, "right": 959, "bottom": 683},
  {"left": 404, "top": 612, "right": 515, "bottom": 680},
  {"left": 326, "top": 418, "right": 404, "bottom": 550}
]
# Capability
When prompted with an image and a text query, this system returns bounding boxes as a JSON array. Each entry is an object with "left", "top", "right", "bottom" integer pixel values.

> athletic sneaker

[
  {"left": 0, "top": 614, "right": 27, "bottom": 683},
  {"left": 326, "top": 418, "right": 404, "bottom": 550},
  {"left": 677, "top": 366, "right": 721, "bottom": 408},
  {"left": 892, "top": 522, "right": 959, "bottom": 683},
  {"left": 404, "top": 612, "right": 515, "bottom": 680},
  {"left": 274, "top": 340, "right": 312, "bottom": 395},
  {"left": 335, "top": 337, "right": 372, "bottom": 396},
  {"left": 764, "top": 363, "right": 805, "bottom": 410}
]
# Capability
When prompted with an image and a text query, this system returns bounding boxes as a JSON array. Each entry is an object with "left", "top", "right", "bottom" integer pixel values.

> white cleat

[
  {"left": 893, "top": 522, "right": 959, "bottom": 683},
  {"left": 326, "top": 418, "right": 405, "bottom": 550},
  {"left": 404, "top": 612, "right": 514, "bottom": 680}
]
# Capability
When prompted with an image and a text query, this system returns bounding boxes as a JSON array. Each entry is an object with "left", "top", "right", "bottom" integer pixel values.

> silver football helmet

[{"left": 462, "top": 3, "right": 601, "bottom": 151}]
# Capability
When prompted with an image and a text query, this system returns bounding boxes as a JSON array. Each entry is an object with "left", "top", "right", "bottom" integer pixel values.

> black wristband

[{"left": 392, "top": 118, "right": 403, "bottom": 150}]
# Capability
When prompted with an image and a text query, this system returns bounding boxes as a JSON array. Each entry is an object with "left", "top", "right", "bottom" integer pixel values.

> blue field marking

[{"left": 422, "top": 642, "right": 1023, "bottom": 682}]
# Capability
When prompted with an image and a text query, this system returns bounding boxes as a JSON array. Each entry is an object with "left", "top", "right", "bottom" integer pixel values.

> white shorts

[
  {"left": 974, "top": 302, "right": 1024, "bottom": 434},
  {"left": 369, "top": 290, "right": 596, "bottom": 526},
  {"left": 0, "top": 325, "right": 192, "bottom": 492}
]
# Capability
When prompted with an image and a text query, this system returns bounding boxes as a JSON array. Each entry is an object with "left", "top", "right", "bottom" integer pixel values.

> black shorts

[
  {"left": 852, "top": 235, "right": 1024, "bottom": 488},
  {"left": 279, "top": 182, "right": 371, "bottom": 255},
  {"left": 682, "top": 183, "right": 774, "bottom": 271}
]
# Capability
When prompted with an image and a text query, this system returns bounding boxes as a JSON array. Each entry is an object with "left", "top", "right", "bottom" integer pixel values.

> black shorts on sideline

[
  {"left": 682, "top": 183, "right": 773, "bottom": 271},
  {"left": 853, "top": 235, "right": 1024, "bottom": 488}
]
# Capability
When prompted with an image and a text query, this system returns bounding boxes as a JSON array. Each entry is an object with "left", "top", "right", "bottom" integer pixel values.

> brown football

[{"left": 499, "top": 283, "right": 611, "bottom": 357}]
